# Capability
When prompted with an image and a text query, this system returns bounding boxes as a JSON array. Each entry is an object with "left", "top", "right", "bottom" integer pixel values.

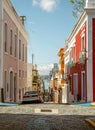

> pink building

[
  {"left": 64, "top": 0, "right": 95, "bottom": 103},
  {"left": 0, "top": 0, "right": 29, "bottom": 103}
]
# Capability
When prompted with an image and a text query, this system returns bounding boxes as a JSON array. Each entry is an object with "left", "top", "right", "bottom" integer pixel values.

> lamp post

[
  {"left": 79, "top": 49, "right": 87, "bottom": 64},
  {"left": 42, "top": 80, "right": 45, "bottom": 101},
  {"left": 81, "top": 49, "right": 87, "bottom": 60}
]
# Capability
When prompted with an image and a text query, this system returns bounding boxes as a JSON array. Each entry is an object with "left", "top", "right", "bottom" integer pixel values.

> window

[
  {"left": 22, "top": 44, "right": 24, "bottom": 61},
  {"left": 14, "top": 35, "right": 17, "bottom": 57},
  {"left": 22, "top": 70, "right": 24, "bottom": 78},
  {"left": 19, "top": 40, "right": 21, "bottom": 59},
  {"left": 19, "top": 70, "right": 21, "bottom": 78},
  {"left": 81, "top": 36, "right": 85, "bottom": 50},
  {"left": 10, "top": 30, "right": 13, "bottom": 55},
  {"left": 4, "top": 23, "right": 7, "bottom": 52},
  {"left": 19, "top": 89, "right": 21, "bottom": 100},
  {"left": 74, "top": 46, "right": 76, "bottom": 61}
]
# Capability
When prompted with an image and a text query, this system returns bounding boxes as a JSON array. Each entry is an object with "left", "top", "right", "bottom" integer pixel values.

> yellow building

[{"left": 58, "top": 48, "right": 64, "bottom": 103}]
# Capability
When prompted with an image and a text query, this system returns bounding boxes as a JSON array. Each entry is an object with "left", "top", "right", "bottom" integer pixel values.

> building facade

[
  {"left": 49, "top": 63, "right": 60, "bottom": 103},
  {"left": 58, "top": 48, "right": 64, "bottom": 103},
  {"left": 0, "top": 0, "right": 29, "bottom": 103},
  {"left": 27, "top": 63, "right": 32, "bottom": 92},
  {"left": 64, "top": 0, "right": 95, "bottom": 103}
]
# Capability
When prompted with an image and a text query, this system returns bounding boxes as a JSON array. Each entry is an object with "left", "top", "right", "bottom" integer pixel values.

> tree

[
  {"left": 32, "top": 75, "right": 38, "bottom": 83},
  {"left": 70, "top": 0, "right": 85, "bottom": 18}
]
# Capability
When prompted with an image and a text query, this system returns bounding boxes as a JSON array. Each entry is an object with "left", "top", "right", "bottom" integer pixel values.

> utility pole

[
  {"left": 32, "top": 53, "right": 34, "bottom": 66},
  {"left": 43, "top": 80, "right": 45, "bottom": 101}
]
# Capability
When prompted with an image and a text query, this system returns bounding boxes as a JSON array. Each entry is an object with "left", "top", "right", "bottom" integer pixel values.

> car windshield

[{"left": 25, "top": 91, "right": 38, "bottom": 95}]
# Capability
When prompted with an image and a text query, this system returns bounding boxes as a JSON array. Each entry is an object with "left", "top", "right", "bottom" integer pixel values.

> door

[
  {"left": 81, "top": 71, "right": 86, "bottom": 100},
  {"left": 73, "top": 74, "right": 78, "bottom": 101},
  {"left": 14, "top": 73, "right": 17, "bottom": 102}
]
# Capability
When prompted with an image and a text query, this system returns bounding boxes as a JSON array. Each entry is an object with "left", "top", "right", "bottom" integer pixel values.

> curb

[{"left": 85, "top": 119, "right": 95, "bottom": 128}]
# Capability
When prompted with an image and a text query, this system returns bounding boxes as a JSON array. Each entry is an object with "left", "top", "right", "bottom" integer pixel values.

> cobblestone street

[{"left": 0, "top": 103, "right": 95, "bottom": 130}]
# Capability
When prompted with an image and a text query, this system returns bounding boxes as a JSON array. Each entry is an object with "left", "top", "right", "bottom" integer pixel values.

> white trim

[
  {"left": 86, "top": 15, "right": 93, "bottom": 102},
  {"left": 86, "top": 0, "right": 95, "bottom": 8},
  {"left": 67, "top": 12, "right": 87, "bottom": 50},
  {"left": 67, "top": 20, "right": 86, "bottom": 50}
]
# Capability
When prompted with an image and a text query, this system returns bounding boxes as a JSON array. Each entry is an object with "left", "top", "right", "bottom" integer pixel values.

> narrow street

[{"left": 0, "top": 103, "right": 94, "bottom": 130}]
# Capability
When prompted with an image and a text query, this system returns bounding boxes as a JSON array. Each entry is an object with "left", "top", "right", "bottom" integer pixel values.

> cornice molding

[
  {"left": 3, "top": 0, "right": 29, "bottom": 41},
  {"left": 67, "top": 11, "right": 87, "bottom": 43}
]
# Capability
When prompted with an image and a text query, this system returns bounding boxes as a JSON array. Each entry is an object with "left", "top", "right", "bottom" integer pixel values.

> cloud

[
  {"left": 32, "top": 0, "right": 40, "bottom": 6},
  {"left": 28, "top": 63, "right": 53, "bottom": 75},
  {"left": 37, "top": 64, "right": 53, "bottom": 75},
  {"left": 32, "top": 0, "right": 58, "bottom": 12}
]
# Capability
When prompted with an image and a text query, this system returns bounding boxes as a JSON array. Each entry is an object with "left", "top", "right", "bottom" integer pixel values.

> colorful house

[
  {"left": 0, "top": 0, "right": 29, "bottom": 103},
  {"left": 49, "top": 63, "right": 59, "bottom": 103},
  {"left": 64, "top": 0, "right": 95, "bottom": 103}
]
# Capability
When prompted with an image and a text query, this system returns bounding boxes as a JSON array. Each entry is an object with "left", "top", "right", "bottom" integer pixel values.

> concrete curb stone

[
  {"left": 91, "top": 102, "right": 95, "bottom": 106},
  {"left": 85, "top": 118, "right": 95, "bottom": 128}
]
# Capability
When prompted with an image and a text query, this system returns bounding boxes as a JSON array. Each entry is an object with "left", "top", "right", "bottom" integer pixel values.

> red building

[{"left": 64, "top": 0, "right": 95, "bottom": 103}]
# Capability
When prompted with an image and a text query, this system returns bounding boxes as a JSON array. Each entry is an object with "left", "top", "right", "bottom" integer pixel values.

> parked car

[{"left": 22, "top": 91, "right": 43, "bottom": 103}]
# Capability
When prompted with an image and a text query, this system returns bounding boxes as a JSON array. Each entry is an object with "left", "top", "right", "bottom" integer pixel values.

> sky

[{"left": 11, "top": 0, "right": 77, "bottom": 75}]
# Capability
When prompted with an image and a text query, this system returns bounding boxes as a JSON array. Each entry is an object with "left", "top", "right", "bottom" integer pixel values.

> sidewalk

[{"left": 0, "top": 102, "right": 19, "bottom": 106}]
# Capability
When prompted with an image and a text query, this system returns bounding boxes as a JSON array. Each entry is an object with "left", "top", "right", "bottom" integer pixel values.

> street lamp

[
  {"left": 79, "top": 48, "right": 87, "bottom": 64},
  {"left": 68, "top": 58, "right": 75, "bottom": 68}
]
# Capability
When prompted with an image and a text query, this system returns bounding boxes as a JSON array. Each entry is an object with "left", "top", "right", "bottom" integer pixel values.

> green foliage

[
  {"left": 69, "top": 0, "right": 85, "bottom": 18},
  {"left": 32, "top": 76, "right": 38, "bottom": 83},
  {"left": 70, "top": 0, "right": 75, "bottom": 4}
]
